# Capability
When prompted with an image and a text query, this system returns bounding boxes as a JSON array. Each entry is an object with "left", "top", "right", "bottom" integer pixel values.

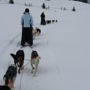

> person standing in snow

[
  {"left": 40, "top": 11, "right": 46, "bottom": 25},
  {"left": 21, "top": 8, "right": 33, "bottom": 46},
  {"left": 42, "top": 3, "right": 46, "bottom": 9}
]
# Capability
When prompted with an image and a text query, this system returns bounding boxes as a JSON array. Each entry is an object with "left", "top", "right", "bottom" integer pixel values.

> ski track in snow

[
  {"left": 0, "top": 32, "right": 21, "bottom": 58},
  {"left": 0, "top": 0, "right": 90, "bottom": 90}
]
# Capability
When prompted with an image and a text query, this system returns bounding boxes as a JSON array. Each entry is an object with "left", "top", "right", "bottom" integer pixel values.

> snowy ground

[{"left": 0, "top": 0, "right": 90, "bottom": 90}]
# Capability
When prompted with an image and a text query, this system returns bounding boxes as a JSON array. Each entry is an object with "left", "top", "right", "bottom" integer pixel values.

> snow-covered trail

[
  {"left": 13, "top": 26, "right": 62, "bottom": 90},
  {"left": 0, "top": 0, "right": 90, "bottom": 90}
]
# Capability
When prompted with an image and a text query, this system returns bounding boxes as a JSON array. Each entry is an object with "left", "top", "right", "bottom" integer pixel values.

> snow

[{"left": 0, "top": 0, "right": 90, "bottom": 90}]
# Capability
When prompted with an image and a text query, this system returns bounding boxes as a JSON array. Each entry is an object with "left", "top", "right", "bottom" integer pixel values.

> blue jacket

[{"left": 21, "top": 13, "right": 33, "bottom": 28}]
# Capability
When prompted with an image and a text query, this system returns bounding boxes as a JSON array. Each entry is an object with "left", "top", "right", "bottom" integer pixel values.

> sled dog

[
  {"left": 46, "top": 19, "right": 58, "bottom": 24},
  {"left": 10, "top": 50, "right": 24, "bottom": 73},
  {"left": 3, "top": 64, "right": 17, "bottom": 85},
  {"left": 33, "top": 27, "right": 41, "bottom": 39},
  {"left": 30, "top": 50, "right": 40, "bottom": 76}
]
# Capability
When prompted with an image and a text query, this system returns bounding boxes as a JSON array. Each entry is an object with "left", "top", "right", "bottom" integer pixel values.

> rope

[
  {"left": 19, "top": 59, "right": 30, "bottom": 90},
  {"left": 24, "top": 60, "right": 30, "bottom": 66},
  {"left": 19, "top": 70, "right": 23, "bottom": 90}
]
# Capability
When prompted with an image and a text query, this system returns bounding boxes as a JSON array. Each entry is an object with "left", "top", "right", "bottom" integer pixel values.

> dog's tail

[{"left": 10, "top": 53, "right": 17, "bottom": 66}]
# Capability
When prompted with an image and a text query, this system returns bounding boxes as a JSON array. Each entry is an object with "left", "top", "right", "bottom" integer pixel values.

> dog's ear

[{"left": 10, "top": 53, "right": 17, "bottom": 60}]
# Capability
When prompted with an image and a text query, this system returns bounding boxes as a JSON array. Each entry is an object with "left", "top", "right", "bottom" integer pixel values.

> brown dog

[{"left": 10, "top": 50, "right": 24, "bottom": 73}]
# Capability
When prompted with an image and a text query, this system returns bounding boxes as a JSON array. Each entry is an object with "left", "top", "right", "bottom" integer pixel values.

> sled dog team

[
  {"left": 2, "top": 50, "right": 40, "bottom": 90},
  {"left": 1, "top": 8, "right": 42, "bottom": 90},
  {"left": 10, "top": 50, "right": 40, "bottom": 75},
  {"left": 0, "top": 7, "right": 58, "bottom": 90},
  {"left": 2, "top": 26, "right": 41, "bottom": 89}
]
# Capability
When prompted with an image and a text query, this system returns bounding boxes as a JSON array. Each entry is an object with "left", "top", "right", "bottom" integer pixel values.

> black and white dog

[
  {"left": 10, "top": 50, "right": 24, "bottom": 73},
  {"left": 33, "top": 27, "right": 41, "bottom": 39}
]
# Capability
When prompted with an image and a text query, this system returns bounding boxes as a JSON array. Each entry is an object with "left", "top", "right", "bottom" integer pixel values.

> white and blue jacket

[{"left": 21, "top": 13, "right": 33, "bottom": 28}]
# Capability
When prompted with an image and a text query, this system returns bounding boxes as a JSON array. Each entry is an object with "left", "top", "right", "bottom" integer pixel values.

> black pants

[{"left": 21, "top": 27, "right": 33, "bottom": 46}]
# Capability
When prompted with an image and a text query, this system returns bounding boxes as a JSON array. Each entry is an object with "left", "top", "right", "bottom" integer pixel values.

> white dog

[{"left": 30, "top": 50, "right": 40, "bottom": 76}]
